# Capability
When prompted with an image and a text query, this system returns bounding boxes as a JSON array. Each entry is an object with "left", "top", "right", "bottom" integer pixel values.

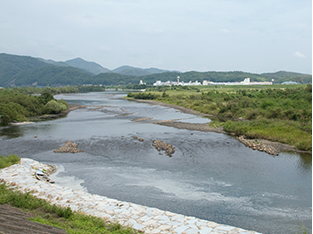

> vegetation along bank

[
  {"left": 0, "top": 85, "right": 107, "bottom": 126},
  {"left": 127, "top": 84, "right": 312, "bottom": 153}
]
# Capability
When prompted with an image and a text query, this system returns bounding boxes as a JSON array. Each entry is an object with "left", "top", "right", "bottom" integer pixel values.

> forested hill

[{"left": 0, "top": 53, "right": 311, "bottom": 87}]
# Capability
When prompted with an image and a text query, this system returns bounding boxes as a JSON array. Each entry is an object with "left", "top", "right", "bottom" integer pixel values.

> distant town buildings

[
  {"left": 281, "top": 81, "right": 298, "bottom": 85},
  {"left": 153, "top": 77, "right": 272, "bottom": 86}
]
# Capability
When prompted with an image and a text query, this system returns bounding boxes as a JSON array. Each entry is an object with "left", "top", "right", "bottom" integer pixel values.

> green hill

[
  {"left": 112, "top": 66, "right": 171, "bottom": 76},
  {"left": 0, "top": 53, "right": 47, "bottom": 86},
  {"left": 0, "top": 54, "right": 93, "bottom": 87},
  {"left": 12, "top": 65, "right": 92, "bottom": 86},
  {"left": 0, "top": 53, "right": 311, "bottom": 87},
  {"left": 261, "top": 71, "right": 312, "bottom": 84},
  {"left": 65, "top": 58, "right": 111, "bottom": 75}
]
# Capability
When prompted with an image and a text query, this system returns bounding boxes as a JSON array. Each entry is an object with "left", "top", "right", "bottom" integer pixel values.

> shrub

[
  {"left": 44, "top": 100, "right": 67, "bottom": 114},
  {"left": 261, "top": 100, "right": 275, "bottom": 109},
  {"left": 246, "top": 109, "right": 260, "bottom": 120},
  {"left": 162, "top": 91, "right": 169, "bottom": 98},
  {"left": 39, "top": 92, "right": 54, "bottom": 105},
  {"left": 0, "top": 102, "right": 28, "bottom": 125},
  {"left": 57, "top": 99, "right": 69, "bottom": 109}
]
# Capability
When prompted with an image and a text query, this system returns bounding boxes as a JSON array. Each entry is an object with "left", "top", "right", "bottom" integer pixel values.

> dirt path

[{"left": 0, "top": 204, "right": 67, "bottom": 234}]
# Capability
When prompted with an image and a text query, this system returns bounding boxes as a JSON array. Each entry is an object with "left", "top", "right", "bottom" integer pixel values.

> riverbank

[
  {"left": 0, "top": 158, "right": 261, "bottom": 234},
  {"left": 36, "top": 104, "right": 86, "bottom": 120},
  {"left": 130, "top": 99, "right": 311, "bottom": 155}
]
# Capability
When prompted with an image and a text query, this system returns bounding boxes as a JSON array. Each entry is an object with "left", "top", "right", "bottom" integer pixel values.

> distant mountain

[
  {"left": 0, "top": 53, "right": 92, "bottom": 87},
  {"left": 0, "top": 53, "right": 311, "bottom": 87},
  {"left": 65, "top": 58, "right": 110, "bottom": 75},
  {"left": 0, "top": 53, "right": 47, "bottom": 86},
  {"left": 37, "top": 58, "right": 69, "bottom": 67},
  {"left": 112, "top": 65, "right": 176, "bottom": 76},
  {"left": 261, "top": 71, "right": 312, "bottom": 84},
  {"left": 12, "top": 65, "right": 92, "bottom": 86}
]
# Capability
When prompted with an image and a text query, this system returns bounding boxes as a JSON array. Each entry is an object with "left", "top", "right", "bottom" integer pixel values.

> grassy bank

[
  {"left": 0, "top": 155, "right": 140, "bottom": 234},
  {"left": 128, "top": 84, "right": 312, "bottom": 151}
]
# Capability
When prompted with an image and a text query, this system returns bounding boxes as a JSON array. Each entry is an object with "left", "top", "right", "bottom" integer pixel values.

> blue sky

[{"left": 0, "top": 0, "right": 311, "bottom": 74}]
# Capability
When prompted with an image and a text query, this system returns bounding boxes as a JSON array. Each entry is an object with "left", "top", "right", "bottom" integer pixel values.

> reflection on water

[
  {"left": 0, "top": 126, "right": 24, "bottom": 139},
  {"left": 297, "top": 153, "right": 312, "bottom": 173},
  {"left": 0, "top": 91, "right": 311, "bottom": 234}
]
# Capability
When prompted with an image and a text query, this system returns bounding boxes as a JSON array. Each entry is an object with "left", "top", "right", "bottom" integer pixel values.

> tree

[{"left": 44, "top": 100, "right": 67, "bottom": 114}]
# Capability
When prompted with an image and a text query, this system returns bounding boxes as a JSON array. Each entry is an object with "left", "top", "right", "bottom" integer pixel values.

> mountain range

[
  {"left": 0, "top": 53, "right": 311, "bottom": 87},
  {"left": 39, "top": 57, "right": 174, "bottom": 76}
]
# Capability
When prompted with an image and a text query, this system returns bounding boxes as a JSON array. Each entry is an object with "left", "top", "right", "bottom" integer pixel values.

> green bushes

[
  {"left": 44, "top": 100, "right": 67, "bottom": 114},
  {"left": 0, "top": 102, "right": 28, "bottom": 125},
  {"left": 127, "top": 92, "right": 160, "bottom": 100},
  {"left": 0, "top": 89, "right": 69, "bottom": 125}
]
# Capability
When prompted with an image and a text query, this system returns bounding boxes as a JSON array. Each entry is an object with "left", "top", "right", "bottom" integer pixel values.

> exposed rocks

[
  {"left": 153, "top": 121, "right": 226, "bottom": 134},
  {"left": 132, "top": 117, "right": 153, "bottom": 122},
  {"left": 117, "top": 113, "right": 133, "bottom": 116},
  {"left": 54, "top": 141, "right": 84, "bottom": 153},
  {"left": 45, "top": 164, "right": 57, "bottom": 175},
  {"left": 10, "top": 121, "right": 35, "bottom": 126},
  {"left": 153, "top": 140, "right": 175, "bottom": 157},
  {"left": 237, "top": 136, "right": 279, "bottom": 156},
  {"left": 132, "top": 136, "right": 144, "bottom": 142}
]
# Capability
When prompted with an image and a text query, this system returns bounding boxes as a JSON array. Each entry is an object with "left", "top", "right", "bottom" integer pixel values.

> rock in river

[
  {"left": 153, "top": 140, "right": 175, "bottom": 157},
  {"left": 54, "top": 141, "right": 84, "bottom": 153}
]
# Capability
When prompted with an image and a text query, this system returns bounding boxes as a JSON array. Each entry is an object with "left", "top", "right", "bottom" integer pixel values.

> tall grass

[{"left": 223, "top": 119, "right": 312, "bottom": 151}]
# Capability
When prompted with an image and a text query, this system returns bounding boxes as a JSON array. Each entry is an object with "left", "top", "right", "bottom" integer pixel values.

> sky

[{"left": 0, "top": 0, "right": 312, "bottom": 74}]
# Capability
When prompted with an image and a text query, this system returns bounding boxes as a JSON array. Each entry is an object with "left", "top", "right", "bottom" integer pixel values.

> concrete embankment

[{"left": 0, "top": 158, "right": 262, "bottom": 234}]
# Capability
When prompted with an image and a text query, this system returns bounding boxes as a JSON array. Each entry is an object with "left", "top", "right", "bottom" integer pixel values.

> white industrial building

[{"left": 153, "top": 77, "right": 272, "bottom": 86}]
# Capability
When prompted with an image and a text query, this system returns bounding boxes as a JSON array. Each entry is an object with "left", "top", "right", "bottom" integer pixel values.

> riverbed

[{"left": 0, "top": 91, "right": 311, "bottom": 234}]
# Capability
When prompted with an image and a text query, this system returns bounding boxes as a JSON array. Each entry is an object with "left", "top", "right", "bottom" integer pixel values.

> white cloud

[
  {"left": 294, "top": 51, "right": 306, "bottom": 58},
  {"left": 0, "top": 0, "right": 311, "bottom": 73}
]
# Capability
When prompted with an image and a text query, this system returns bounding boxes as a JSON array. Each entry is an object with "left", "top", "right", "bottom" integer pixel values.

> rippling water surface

[{"left": 0, "top": 91, "right": 311, "bottom": 234}]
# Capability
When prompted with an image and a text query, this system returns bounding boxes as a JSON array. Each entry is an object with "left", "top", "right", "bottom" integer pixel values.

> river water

[{"left": 0, "top": 92, "right": 311, "bottom": 234}]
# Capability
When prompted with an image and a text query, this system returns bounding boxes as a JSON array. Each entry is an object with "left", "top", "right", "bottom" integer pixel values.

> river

[{"left": 0, "top": 91, "right": 311, "bottom": 234}]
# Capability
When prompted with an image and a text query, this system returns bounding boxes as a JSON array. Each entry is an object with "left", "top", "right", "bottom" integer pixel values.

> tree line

[{"left": 0, "top": 89, "right": 67, "bottom": 125}]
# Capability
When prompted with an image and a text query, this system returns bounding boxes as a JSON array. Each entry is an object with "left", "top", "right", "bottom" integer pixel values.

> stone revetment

[{"left": 0, "top": 158, "right": 262, "bottom": 234}]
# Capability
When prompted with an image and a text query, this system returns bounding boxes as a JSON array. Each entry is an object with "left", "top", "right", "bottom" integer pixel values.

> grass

[
  {"left": 0, "top": 154, "right": 20, "bottom": 169},
  {"left": 0, "top": 155, "right": 141, "bottom": 234},
  {"left": 223, "top": 119, "right": 312, "bottom": 151},
  {"left": 129, "top": 85, "right": 312, "bottom": 152}
]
